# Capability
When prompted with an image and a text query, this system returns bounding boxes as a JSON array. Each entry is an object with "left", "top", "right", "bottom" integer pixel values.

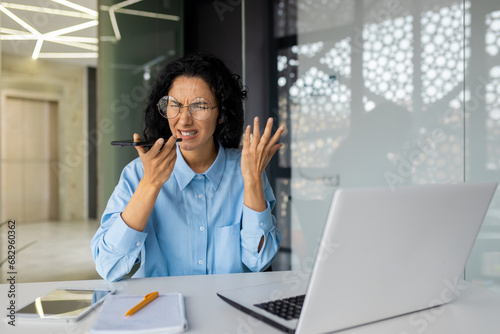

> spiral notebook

[{"left": 91, "top": 292, "right": 187, "bottom": 333}]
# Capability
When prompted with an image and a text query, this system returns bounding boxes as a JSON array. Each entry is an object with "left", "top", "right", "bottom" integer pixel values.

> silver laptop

[{"left": 217, "top": 182, "right": 497, "bottom": 333}]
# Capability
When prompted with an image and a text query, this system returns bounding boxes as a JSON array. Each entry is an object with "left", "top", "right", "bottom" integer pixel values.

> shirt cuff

[
  {"left": 103, "top": 213, "right": 148, "bottom": 254},
  {"left": 242, "top": 201, "right": 274, "bottom": 236}
]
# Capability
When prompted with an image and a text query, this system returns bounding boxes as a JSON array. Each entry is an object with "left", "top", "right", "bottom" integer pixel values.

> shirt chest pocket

[{"left": 214, "top": 222, "right": 242, "bottom": 274}]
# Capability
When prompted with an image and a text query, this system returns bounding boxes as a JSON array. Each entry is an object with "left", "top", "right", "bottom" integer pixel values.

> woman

[{"left": 91, "top": 53, "right": 284, "bottom": 281}]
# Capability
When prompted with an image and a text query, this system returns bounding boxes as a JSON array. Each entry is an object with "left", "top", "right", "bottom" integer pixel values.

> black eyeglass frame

[{"left": 157, "top": 96, "right": 218, "bottom": 121}]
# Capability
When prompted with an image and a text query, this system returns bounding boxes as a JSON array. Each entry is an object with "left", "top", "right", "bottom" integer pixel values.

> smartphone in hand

[
  {"left": 111, "top": 140, "right": 156, "bottom": 147},
  {"left": 111, "top": 138, "right": 182, "bottom": 147}
]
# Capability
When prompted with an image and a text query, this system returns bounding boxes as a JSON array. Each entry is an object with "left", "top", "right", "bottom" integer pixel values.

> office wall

[{"left": 1, "top": 53, "right": 87, "bottom": 221}]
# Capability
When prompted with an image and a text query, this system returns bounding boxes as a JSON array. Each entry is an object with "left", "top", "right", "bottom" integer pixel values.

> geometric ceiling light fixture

[
  {"left": 37, "top": 20, "right": 99, "bottom": 59},
  {"left": 103, "top": 0, "right": 142, "bottom": 41},
  {"left": 100, "top": 0, "right": 180, "bottom": 42},
  {"left": 0, "top": 1, "right": 98, "bottom": 60},
  {"left": 0, "top": 2, "right": 96, "bottom": 19},
  {"left": 1, "top": 0, "right": 180, "bottom": 64},
  {"left": 50, "top": 0, "right": 97, "bottom": 16}
]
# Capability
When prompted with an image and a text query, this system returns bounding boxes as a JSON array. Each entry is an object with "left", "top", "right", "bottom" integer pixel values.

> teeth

[{"left": 181, "top": 131, "right": 197, "bottom": 136}]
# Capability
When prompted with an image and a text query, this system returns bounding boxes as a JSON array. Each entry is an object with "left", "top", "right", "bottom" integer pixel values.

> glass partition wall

[
  {"left": 273, "top": 0, "right": 500, "bottom": 292},
  {"left": 97, "top": 1, "right": 183, "bottom": 212}
]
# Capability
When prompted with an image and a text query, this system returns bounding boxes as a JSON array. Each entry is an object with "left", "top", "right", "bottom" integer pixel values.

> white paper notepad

[{"left": 91, "top": 292, "right": 187, "bottom": 333}]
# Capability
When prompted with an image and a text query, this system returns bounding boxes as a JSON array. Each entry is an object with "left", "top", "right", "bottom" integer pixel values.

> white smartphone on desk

[{"left": 15, "top": 288, "right": 116, "bottom": 322}]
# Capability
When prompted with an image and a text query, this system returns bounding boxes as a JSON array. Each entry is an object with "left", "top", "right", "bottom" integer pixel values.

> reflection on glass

[
  {"left": 321, "top": 38, "right": 351, "bottom": 78},
  {"left": 486, "top": 66, "right": 500, "bottom": 171},
  {"left": 276, "top": 178, "right": 291, "bottom": 250},
  {"left": 364, "top": 15, "right": 414, "bottom": 107},
  {"left": 277, "top": 47, "right": 296, "bottom": 169},
  {"left": 274, "top": 0, "right": 298, "bottom": 38},
  {"left": 16, "top": 289, "right": 113, "bottom": 319},
  {"left": 421, "top": 2, "right": 470, "bottom": 105},
  {"left": 485, "top": 10, "right": 500, "bottom": 56},
  {"left": 274, "top": 0, "right": 500, "bottom": 291}
]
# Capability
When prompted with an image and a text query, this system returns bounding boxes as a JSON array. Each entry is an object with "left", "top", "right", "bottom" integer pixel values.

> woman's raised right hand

[{"left": 134, "top": 133, "right": 177, "bottom": 189}]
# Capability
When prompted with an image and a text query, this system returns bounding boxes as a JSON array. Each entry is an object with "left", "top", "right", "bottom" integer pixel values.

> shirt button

[
  {"left": 136, "top": 242, "right": 141, "bottom": 247},
  {"left": 198, "top": 194, "right": 203, "bottom": 199},
  {"left": 200, "top": 226, "right": 205, "bottom": 231},
  {"left": 197, "top": 175, "right": 203, "bottom": 179},
  {"left": 198, "top": 260, "right": 203, "bottom": 265},
  {"left": 259, "top": 222, "right": 264, "bottom": 227}
]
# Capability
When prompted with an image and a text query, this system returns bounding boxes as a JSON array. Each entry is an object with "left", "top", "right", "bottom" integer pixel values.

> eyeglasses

[{"left": 157, "top": 96, "right": 217, "bottom": 121}]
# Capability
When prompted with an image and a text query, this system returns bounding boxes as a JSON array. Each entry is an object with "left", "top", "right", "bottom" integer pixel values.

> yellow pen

[{"left": 125, "top": 291, "right": 159, "bottom": 317}]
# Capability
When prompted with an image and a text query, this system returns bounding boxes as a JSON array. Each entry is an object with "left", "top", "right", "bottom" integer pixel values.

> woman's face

[{"left": 166, "top": 76, "right": 219, "bottom": 153}]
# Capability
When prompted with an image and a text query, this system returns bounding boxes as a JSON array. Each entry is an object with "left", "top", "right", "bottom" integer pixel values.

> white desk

[{"left": 1, "top": 271, "right": 500, "bottom": 333}]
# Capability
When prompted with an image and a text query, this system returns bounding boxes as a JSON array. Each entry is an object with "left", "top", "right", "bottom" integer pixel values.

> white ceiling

[{"left": 0, "top": 0, "right": 98, "bottom": 67}]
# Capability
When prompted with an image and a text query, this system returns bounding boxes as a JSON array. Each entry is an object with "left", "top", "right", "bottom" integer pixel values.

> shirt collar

[{"left": 173, "top": 143, "right": 227, "bottom": 191}]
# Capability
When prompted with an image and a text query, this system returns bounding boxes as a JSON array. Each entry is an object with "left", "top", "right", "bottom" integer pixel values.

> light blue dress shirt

[{"left": 91, "top": 144, "right": 282, "bottom": 281}]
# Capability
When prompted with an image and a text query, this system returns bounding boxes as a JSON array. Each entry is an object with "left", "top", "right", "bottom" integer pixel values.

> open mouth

[{"left": 179, "top": 130, "right": 198, "bottom": 138}]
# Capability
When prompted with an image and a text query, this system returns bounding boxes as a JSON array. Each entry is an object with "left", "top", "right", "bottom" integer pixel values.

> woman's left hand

[
  {"left": 242, "top": 117, "right": 284, "bottom": 250},
  {"left": 241, "top": 117, "right": 285, "bottom": 186}
]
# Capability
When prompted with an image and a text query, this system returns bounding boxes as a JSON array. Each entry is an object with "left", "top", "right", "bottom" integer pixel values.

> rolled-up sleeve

[
  {"left": 91, "top": 165, "right": 147, "bottom": 281},
  {"left": 240, "top": 174, "right": 282, "bottom": 272}
]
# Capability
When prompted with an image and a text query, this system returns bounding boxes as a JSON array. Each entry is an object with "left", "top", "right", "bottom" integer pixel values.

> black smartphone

[
  {"left": 111, "top": 140, "right": 155, "bottom": 147},
  {"left": 111, "top": 138, "right": 182, "bottom": 147}
]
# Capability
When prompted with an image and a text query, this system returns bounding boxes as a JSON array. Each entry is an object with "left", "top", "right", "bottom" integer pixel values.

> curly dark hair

[{"left": 143, "top": 53, "right": 247, "bottom": 148}]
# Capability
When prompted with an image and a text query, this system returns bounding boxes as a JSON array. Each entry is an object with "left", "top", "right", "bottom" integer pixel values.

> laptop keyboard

[{"left": 254, "top": 295, "right": 305, "bottom": 320}]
